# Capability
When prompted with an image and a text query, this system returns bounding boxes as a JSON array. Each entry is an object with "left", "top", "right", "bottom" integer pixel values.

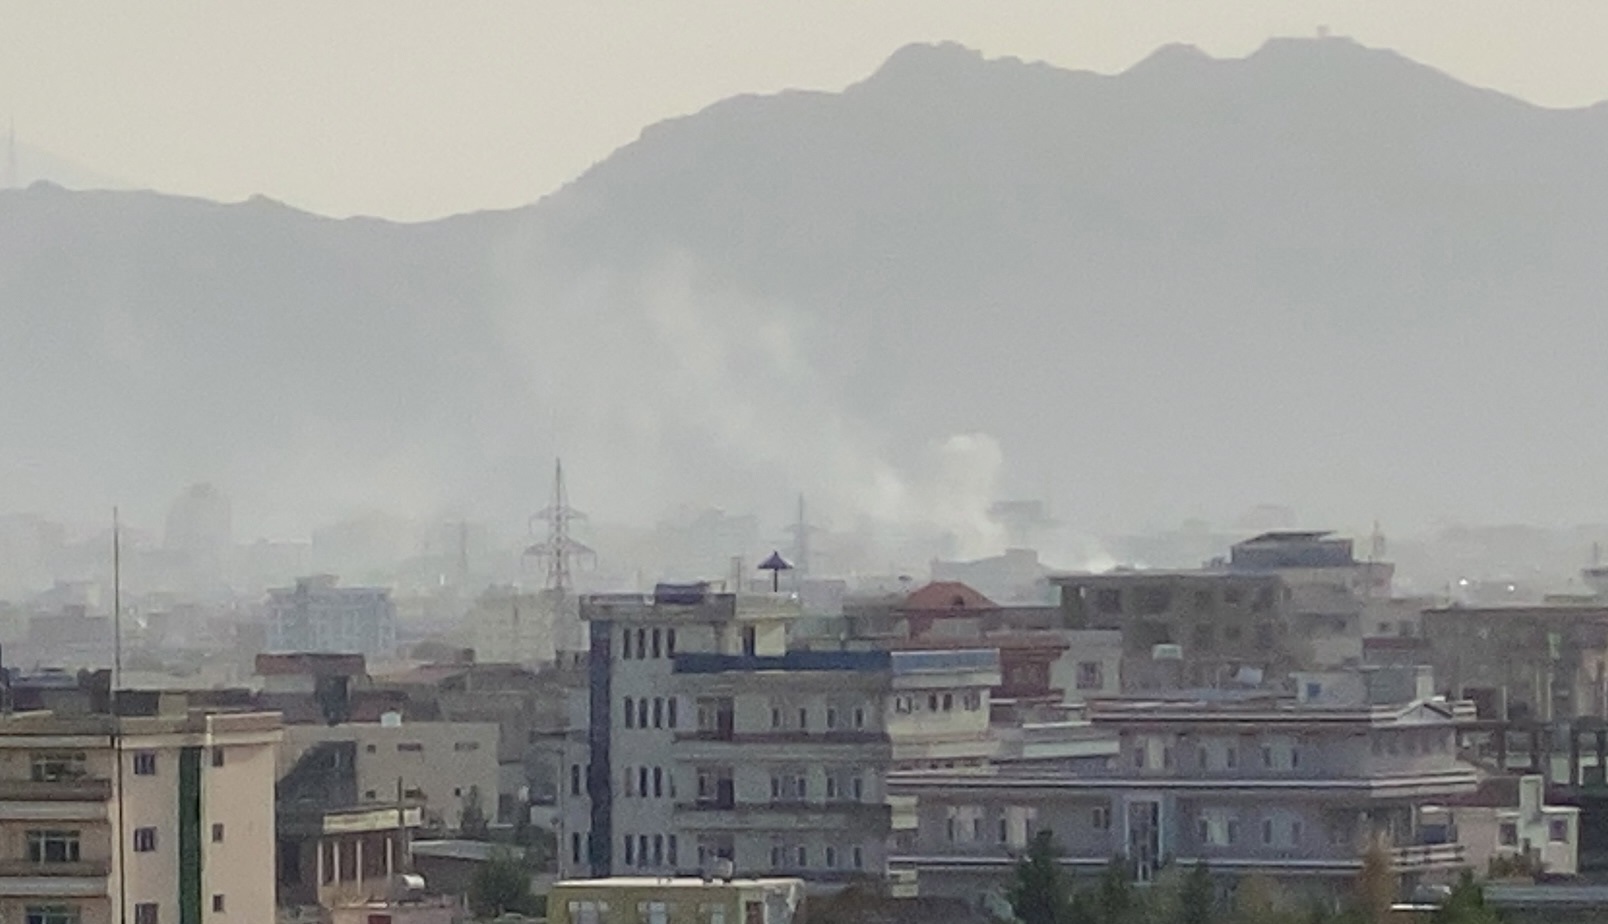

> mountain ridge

[{"left": 4, "top": 37, "right": 1608, "bottom": 546}]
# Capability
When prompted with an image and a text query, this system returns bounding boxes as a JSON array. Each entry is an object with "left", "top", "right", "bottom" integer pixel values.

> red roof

[{"left": 902, "top": 581, "right": 997, "bottom": 612}]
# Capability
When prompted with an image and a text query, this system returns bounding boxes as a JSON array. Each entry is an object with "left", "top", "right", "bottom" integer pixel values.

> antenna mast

[{"left": 525, "top": 459, "right": 595, "bottom": 595}]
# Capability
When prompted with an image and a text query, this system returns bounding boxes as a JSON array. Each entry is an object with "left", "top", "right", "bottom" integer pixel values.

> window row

[
  {"left": 1370, "top": 730, "right": 1453, "bottom": 757},
  {"left": 621, "top": 833, "right": 679, "bottom": 869},
  {"left": 764, "top": 700, "right": 872, "bottom": 732},
  {"left": 891, "top": 690, "right": 983, "bottom": 715},
  {"left": 623, "top": 696, "right": 679, "bottom": 730},
  {"left": 623, "top": 766, "right": 675, "bottom": 799},
  {"left": 1196, "top": 810, "right": 1305, "bottom": 848},
  {"left": 1131, "top": 737, "right": 1302, "bottom": 772},
  {"left": 767, "top": 841, "right": 865, "bottom": 871},
  {"left": 621, "top": 626, "right": 677, "bottom": 660}
]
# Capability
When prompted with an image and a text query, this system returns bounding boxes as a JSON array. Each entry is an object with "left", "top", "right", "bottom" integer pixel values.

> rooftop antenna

[
  {"left": 525, "top": 459, "right": 595, "bottom": 596},
  {"left": 112, "top": 506, "right": 129, "bottom": 924},
  {"left": 783, "top": 494, "right": 819, "bottom": 576}
]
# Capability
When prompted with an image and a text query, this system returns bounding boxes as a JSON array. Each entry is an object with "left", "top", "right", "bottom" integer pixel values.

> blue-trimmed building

[{"left": 555, "top": 584, "right": 1002, "bottom": 893}]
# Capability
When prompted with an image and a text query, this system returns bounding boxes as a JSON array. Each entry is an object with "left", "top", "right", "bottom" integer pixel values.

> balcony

[
  {"left": 1390, "top": 842, "right": 1466, "bottom": 871},
  {"left": 0, "top": 859, "right": 112, "bottom": 878},
  {"left": 675, "top": 800, "right": 892, "bottom": 833},
  {"left": 0, "top": 779, "right": 113, "bottom": 801}
]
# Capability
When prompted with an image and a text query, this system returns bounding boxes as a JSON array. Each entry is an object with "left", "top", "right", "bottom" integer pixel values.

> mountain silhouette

[{"left": 4, "top": 37, "right": 1608, "bottom": 542}]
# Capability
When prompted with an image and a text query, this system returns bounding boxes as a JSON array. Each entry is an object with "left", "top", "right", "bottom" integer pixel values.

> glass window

[
  {"left": 1550, "top": 818, "right": 1570, "bottom": 843},
  {"left": 30, "top": 752, "right": 87, "bottom": 782},
  {"left": 211, "top": 823, "right": 224, "bottom": 843},
  {"left": 211, "top": 895, "right": 225, "bottom": 913},
  {"left": 27, "top": 830, "right": 81, "bottom": 863},
  {"left": 133, "top": 827, "right": 158, "bottom": 852},
  {"left": 26, "top": 907, "right": 81, "bottom": 924},
  {"left": 134, "top": 904, "right": 158, "bottom": 924},
  {"left": 133, "top": 751, "right": 158, "bottom": 776},
  {"left": 211, "top": 749, "right": 225, "bottom": 768}
]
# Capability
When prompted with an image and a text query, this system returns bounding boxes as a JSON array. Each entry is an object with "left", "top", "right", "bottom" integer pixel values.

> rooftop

[{"left": 552, "top": 876, "right": 804, "bottom": 890}]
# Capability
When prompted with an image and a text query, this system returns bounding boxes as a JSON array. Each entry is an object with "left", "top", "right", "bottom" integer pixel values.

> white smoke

[{"left": 487, "top": 248, "right": 1011, "bottom": 568}]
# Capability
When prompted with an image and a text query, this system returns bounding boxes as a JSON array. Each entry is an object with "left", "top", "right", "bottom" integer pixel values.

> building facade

[
  {"left": 558, "top": 584, "right": 1000, "bottom": 891},
  {"left": 0, "top": 704, "right": 282, "bottom": 924},
  {"left": 265, "top": 576, "right": 396, "bottom": 659},
  {"left": 890, "top": 688, "right": 1477, "bottom": 908}
]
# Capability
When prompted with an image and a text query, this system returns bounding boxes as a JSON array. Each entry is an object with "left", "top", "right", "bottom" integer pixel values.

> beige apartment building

[
  {"left": 280, "top": 719, "right": 500, "bottom": 831},
  {"left": 0, "top": 700, "right": 282, "bottom": 924}
]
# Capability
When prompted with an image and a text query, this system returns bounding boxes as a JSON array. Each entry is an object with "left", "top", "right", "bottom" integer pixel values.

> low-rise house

[{"left": 1422, "top": 775, "right": 1579, "bottom": 878}]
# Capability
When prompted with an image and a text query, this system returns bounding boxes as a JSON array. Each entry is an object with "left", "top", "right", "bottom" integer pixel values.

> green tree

[
  {"left": 1432, "top": 872, "right": 1502, "bottom": 924},
  {"left": 1177, "top": 862, "right": 1214, "bottom": 924},
  {"left": 1095, "top": 856, "right": 1137, "bottom": 924},
  {"left": 468, "top": 847, "right": 537, "bottom": 917},
  {"left": 1350, "top": 838, "right": 1396, "bottom": 924},
  {"left": 1009, "top": 830, "right": 1073, "bottom": 924},
  {"left": 458, "top": 785, "right": 490, "bottom": 839}
]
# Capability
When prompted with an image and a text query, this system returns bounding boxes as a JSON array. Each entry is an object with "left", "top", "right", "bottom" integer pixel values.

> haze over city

[{"left": 5, "top": 6, "right": 1608, "bottom": 923}]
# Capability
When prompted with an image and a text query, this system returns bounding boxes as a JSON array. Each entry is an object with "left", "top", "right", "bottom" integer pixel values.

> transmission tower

[
  {"left": 783, "top": 494, "right": 822, "bottom": 576},
  {"left": 525, "top": 458, "right": 595, "bottom": 594}
]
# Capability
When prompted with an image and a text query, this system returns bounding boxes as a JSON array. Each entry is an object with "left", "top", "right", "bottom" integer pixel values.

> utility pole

[{"left": 525, "top": 459, "right": 595, "bottom": 596}]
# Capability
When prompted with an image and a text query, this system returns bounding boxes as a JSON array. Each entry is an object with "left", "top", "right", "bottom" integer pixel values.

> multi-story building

[
  {"left": 0, "top": 698, "right": 282, "bottom": 924},
  {"left": 1052, "top": 570, "right": 1296, "bottom": 690},
  {"left": 1422, "top": 775, "right": 1579, "bottom": 879},
  {"left": 548, "top": 876, "right": 806, "bottom": 924},
  {"left": 265, "top": 575, "right": 396, "bottom": 659},
  {"left": 1225, "top": 531, "right": 1395, "bottom": 669},
  {"left": 465, "top": 587, "right": 558, "bottom": 666},
  {"left": 280, "top": 719, "right": 500, "bottom": 832},
  {"left": 1419, "top": 605, "right": 1608, "bottom": 721},
  {"left": 557, "top": 584, "right": 1001, "bottom": 891},
  {"left": 890, "top": 670, "right": 1477, "bottom": 909}
]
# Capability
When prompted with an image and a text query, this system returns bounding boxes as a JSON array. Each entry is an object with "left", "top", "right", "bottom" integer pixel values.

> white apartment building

[
  {"left": 0, "top": 702, "right": 282, "bottom": 924},
  {"left": 556, "top": 584, "right": 1001, "bottom": 891},
  {"left": 266, "top": 576, "right": 396, "bottom": 658}
]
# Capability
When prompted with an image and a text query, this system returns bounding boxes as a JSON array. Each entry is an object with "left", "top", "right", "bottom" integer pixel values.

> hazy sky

[{"left": 3, "top": 1, "right": 1607, "bottom": 220}]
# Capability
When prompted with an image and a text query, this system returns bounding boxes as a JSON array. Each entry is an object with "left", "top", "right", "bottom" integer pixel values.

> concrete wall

[{"left": 281, "top": 723, "right": 499, "bottom": 830}]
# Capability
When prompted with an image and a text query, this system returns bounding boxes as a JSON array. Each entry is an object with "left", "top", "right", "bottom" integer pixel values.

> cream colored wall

[
  {"left": 204, "top": 736, "right": 280, "bottom": 924},
  {"left": 283, "top": 723, "right": 500, "bottom": 827},
  {"left": 117, "top": 742, "right": 182, "bottom": 922}
]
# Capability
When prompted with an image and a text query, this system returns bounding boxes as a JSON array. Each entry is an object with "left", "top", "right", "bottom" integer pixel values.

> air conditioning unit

[{"left": 1152, "top": 644, "right": 1183, "bottom": 661}]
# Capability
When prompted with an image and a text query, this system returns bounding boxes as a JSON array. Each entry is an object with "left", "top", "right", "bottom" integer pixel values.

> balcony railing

[
  {"left": 0, "top": 859, "right": 112, "bottom": 878},
  {"left": 1390, "top": 842, "right": 1466, "bottom": 870},
  {"left": 0, "top": 779, "right": 113, "bottom": 801}
]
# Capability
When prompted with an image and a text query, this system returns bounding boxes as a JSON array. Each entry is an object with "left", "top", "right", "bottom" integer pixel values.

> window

[
  {"left": 652, "top": 628, "right": 662, "bottom": 659},
  {"left": 741, "top": 626, "right": 757, "bottom": 656},
  {"left": 826, "top": 707, "right": 839, "bottom": 730},
  {"left": 211, "top": 749, "right": 225, "bottom": 768},
  {"left": 396, "top": 743, "right": 423, "bottom": 753},
  {"left": 134, "top": 904, "right": 159, "bottom": 924},
  {"left": 666, "top": 629, "right": 676, "bottom": 657},
  {"left": 133, "top": 751, "right": 158, "bottom": 776},
  {"left": 638, "top": 698, "right": 649, "bottom": 729},
  {"left": 668, "top": 698, "right": 678, "bottom": 729},
  {"left": 1499, "top": 822, "right": 1518, "bottom": 847},
  {"left": 1262, "top": 819, "right": 1274, "bottom": 845},
  {"left": 453, "top": 741, "right": 480, "bottom": 752},
  {"left": 668, "top": 835, "right": 678, "bottom": 867},
  {"left": 797, "top": 707, "right": 808, "bottom": 730},
  {"left": 941, "top": 693, "right": 954, "bottom": 712},
  {"left": 653, "top": 834, "right": 664, "bottom": 866},
  {"left": 571, "top": 833, "right": 582, "bottom": 865},
  {"left": 211, "top": 895, "right": 225, "bottom": 913},
  {"left": 770, "top": 705, "right": 783, "bottom": 729},
  {"left": 211, "top": 823, "right": 225, "bottom": 843},
  {"left": 134, "top": 827, "right": 158, "bottom": 852},
  {"left": 30, "top": 752, "right": 86, "bottom": 782},
  {"left": 1197, "top": 747, "right": 1210, "bottom": 770},
  {"left": 570, "top": 764, "right": 582, "bottom": 797},
  {"left": 26, "top": 907, "right": 81, "bottom": 924},
  {"left": 653, "top": 767, "right": 664, "bottom": 799},
  {"left": 27, "top": 830, "right": 81, "bottom": 863},
  {"left": 894, "top": 695, "right": 912, "bottom": 714},
  {"left": 795, "top": 846, "right": 807, "bottom": 868},
  {"left": 852, "top": 845, "right": 864, "bottom": 869},
  {"left": 851, "top": 775, "right": 864, "bottom": 802},
  {"left": 653, "top": 698, "right": 664, "bottom": 729},
  {"left": 1092, "top": 806, "right": 1110, "bottom": 830},
  {"left": 854, "top": 706, "right": 866, "bottom": 728},
  {"left": 826, "top": 776, "right": 839, "bottom": 800},
  {"left": 927, "top": 694, "right": 939, "bottom": 712},
  {"left": 366, "top": 744, "right": 377, "bottom": 753},
  {"left": 624, "top": 697, "right": 635, "bottom": 728},
  {"left": 964, "top": 691, "right": 982, "bottom": 711},
  {"left": 1076, "top": 662, "right": 1104, "bottom": 691},
  {"left": 621, "top": 629, "right": 633, "bottom": 659},
  {"left": 638, "top": 767, "right": 649, "bottom": 798},
  {"left": 636, "top": 629, "right": 647, "bottom": 661},
  {"left": 624, "top": 836, "right": 635, "bottom": 866},
  {"left": 1550, "top": 818, "right": 1570, "bottom": 843},
  {"left": 825, "top": 845, "right": 838, "bottom": 868}
]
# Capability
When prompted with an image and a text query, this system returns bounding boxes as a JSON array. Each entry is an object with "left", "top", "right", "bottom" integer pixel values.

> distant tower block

[
  {"left": 524, "top": 458, "right": 596, "bottom": 595},
  {"left": 988, "top": 501, "right": 1059, "bottom": 549}
]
